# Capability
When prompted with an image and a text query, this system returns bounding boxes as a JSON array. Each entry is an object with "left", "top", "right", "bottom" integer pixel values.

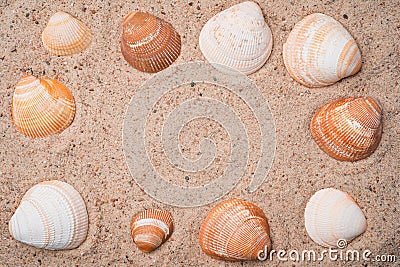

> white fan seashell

[
  {"left": 199, "top": 1, "right": 273, "bottom": 75},
  {"left": 42, "top": 11, "right": 92, "bottom": 56},
  {"left": 305, "top": 188, "right": 367, "bottom": 247},
  {"left": 9, "top": 180, "right": 88, "bottom": 250},
  {"left": 283, "top": 13, "right": 362, "bottom": 87}
]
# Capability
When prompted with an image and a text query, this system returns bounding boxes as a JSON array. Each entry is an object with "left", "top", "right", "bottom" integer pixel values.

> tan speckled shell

[
  {"left": 9, "top": 180, "right": 88, "bottom": 250},
  {"left": 199, "top": 199, "right": 271, "bottom": 261},
  {"left": 121, "top": 12, "right": 181, "bottom": 73},
  {"left": 131, "top": 209, "right": 173, "bottom": 252},
  {"left": 42, "top": 11, "right": 92, "bottom": 56},
  {"left": 305, "top": 188, "right": 367, "bottom": 247},
  {"left": 310, "top": 96, "right": 382, "bottom": 161},
  {"left": 283, "top": 13, "right": 361, "bottom": 87},
  {"left": 12, "top": 75, "right": 75, "bottom": 138},
  {"left": 199, "top": 1, "right": 273, "bottom": 75}
]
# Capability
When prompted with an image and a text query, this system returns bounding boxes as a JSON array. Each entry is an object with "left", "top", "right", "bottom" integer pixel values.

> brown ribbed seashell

[
  {"left": 311, "top": 97, "right": 382, "bottom": 161},
  {"left": 42, "top": 11, "right": 92, "bottom": 56},
  {"left": 131, "top": 209, "right": 173, "bottom": 252},
  {"left": 199, "top": 199, "right": 271, "bottom": 261},
  {"left": 12, "top": 75, "right": 75, "bottom": 138},
  {"left": 121, "top": 12, "right": 181, "bottom": 73}
]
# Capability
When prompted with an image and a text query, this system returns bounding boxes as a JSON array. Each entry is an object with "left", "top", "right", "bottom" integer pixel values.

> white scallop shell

[
  {"left": 305, "top": 188, "right": 367, "bottom": 247},
  {"left": 9, "top": 180, "right": 88, "bottom": 250},
  {"left": 42, "top": 11, "right": 92, "bottom": 56},
  {"left": 199, "top": 1, "right": 273, "bottom": 75},
  {"left": 283, "top": 13, "right": 362, "bottom": 87}
]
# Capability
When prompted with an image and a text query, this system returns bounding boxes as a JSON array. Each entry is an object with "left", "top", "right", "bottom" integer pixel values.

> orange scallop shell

[
  {"left": 310, "top": 96, "right": 382, "bottom": 161},
  {"left": 199, "top": 199, "right": 271, "bottom": 261},
  {"left": 131, "top": 209, "right": 174, "bottom": 252},
  {"left": 12, "top": 75, "right": 75, "bottom": 138},
  {"left": 120, "top": 12, "right": 181, "bottom": 73}
]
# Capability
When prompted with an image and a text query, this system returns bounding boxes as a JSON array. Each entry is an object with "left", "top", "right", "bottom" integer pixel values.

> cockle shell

[
  {"left": 42, "top": 11, "right": 92, "bottom": 56},
  {"left": 131, "top": 209, "right": 174, "bottom": 252},
  {"left": 199, "top": 199, "right": 271, "bottom": 261},
  {"left": 310, "top": 96, "right": 382, "bottom": 161},
  {"left": 9, "top": 180, "right": 89, "bottom": 250},
  {"left": 12, "top": 74, "right": 75, "bottom": 138},
  {"left": 283, "top": 13, "right": 362, "bottom": 87},
  {"left": 121, "top": 12, "right": 181, "bottom": 73},
  {"left": 305, "top": 188, "right": 367, "bottom": 247},
  {"left": 199, "top": 1, "right": 273, "bottom": 75}
]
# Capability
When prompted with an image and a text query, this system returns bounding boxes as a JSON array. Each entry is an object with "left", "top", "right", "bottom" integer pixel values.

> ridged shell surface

[
  {"left": 199, "top": 1, "right": 273, "bottom": 75},
  {"left": 199, "top": 199, "right": 271, "bottom": 261},
  {"left": 9, "top": 180, "right": 89, "bottom": 250},
  {"left": 121, "top": 12, "right": 181, "bottom": 73},
  {"left": 311, "top": 96, "right": 382, "bottom": 161},
  {"left": 283, "top": 13, "right": 362, "bottom": 87},
  {"left": 131, "top": 209, "right": 173, "bottom": 252},
  {"left": 305, "top": 188, "right": 367, "bottom": 247},
  {"left": 42, "top": 11, "right": 92, "bottom": 56},
  {"left": 12, "top": 75, "right": 76, "bottom": 138}
]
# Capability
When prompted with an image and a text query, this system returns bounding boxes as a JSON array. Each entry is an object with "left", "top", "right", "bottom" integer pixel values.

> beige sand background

[{"left": 0, "top": 0, "right": 399, "bottom": 266}]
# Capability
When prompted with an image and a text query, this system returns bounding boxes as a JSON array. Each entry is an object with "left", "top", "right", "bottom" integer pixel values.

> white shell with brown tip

[
  {"left": 283, "top": 13, "right": 361, "bottom": 87},
  {"left": 305, "top": 188, "right": 367, "bottom": 247},
  {"left": 42, "top": 11, "right": 92, "bottom": 56},
  {"left": 131, "top": 209, "right": 173, "bottom": 252},
  {"left": 199, "top": 199, "right": 271, "bottom": 261},
  {"left": 12, "top": 74, "right": 75, "bottom": 138},
  {"left": 9, "top": 180, "right": 88, "bottom": 250}
]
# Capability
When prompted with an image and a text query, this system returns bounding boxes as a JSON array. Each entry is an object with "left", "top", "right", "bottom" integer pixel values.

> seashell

[
  {"left": 131, "top": 209, "right": 174, "bottom": 252},
  {"left": 12, "top": 74, "right": 75, "bottom": 138},
  {"left": 9, "top": 180, "right": 89, "bottom": 250},
  {"left": 199, "top": 1, "right": 273, "bottom": 75},
  {"left": 121, "top": 12, "right": 181, "bottom": 73},
  {"left": 305, "top": 188, "right": 367, "bottom": 247},
  {"left": 310, "top": 96, "right": 382, "bottom": 161},
  {"left": 283, "top": 13, "right": 362, "bottom": 87},
  {"left": 42, "top": 11, "right": 92, "bottom": 56},
  {"left": 199, "top": 199, "right": 271, "bottom": 261}
]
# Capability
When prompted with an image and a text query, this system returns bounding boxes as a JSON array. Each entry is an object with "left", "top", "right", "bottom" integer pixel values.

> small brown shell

[
  {"left": 310, "top": 96, "right": 382, "bottom": 161},
  {"left": 42, "top": 11, "right": 92, "bottom": 56},
  {"left": 131, "top": 209, "right": 173, "bottom": 252},
  {"left": 12, "top": 75, "right": 75, "bottom": 138},
  {"left": 120, "top": 12, "right": 181, "bottom": 73},
  {"left": 199, "top": 199, "right": 271, "bottom": 261}
]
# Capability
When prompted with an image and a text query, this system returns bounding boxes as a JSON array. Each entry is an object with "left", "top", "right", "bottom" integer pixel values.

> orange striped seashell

[
  {"left": 120, "top": 12, "right": 181, "bottom": 73},
  {"left": 199, "top": 199, "right": 271, "bottom": 261},
  {"left": 131, "top": 209, "right": 173, "bottom": 252},
  {"left": 12, "top": 75, "right": 75, "bottom": 138},
  {"left": 42, "top": 11, "right": 92, "bottom": 56},
  {"left": 311, "top": 96, "right": 383, "bottom": 161},
  {"left": 283, "top": 13, "right": 362, "bottom": 87}
]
